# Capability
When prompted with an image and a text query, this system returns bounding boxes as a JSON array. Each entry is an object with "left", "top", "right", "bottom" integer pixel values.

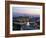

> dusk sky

[{"left": 12, "top": 6, "right": 42, "bottom": 17}]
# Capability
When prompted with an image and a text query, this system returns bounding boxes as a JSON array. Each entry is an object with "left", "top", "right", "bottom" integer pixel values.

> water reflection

[{"left": 13, "top": 16, "right": 40, "bottom": 31}]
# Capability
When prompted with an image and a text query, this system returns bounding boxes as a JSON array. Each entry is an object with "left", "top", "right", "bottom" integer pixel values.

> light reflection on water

[{"left": 26, "top": 22, "right": 30, "bottom": 26}]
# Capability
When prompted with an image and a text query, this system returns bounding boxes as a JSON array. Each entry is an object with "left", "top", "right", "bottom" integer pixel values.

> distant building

[{"left": 14, "top": 16, "right": 32, "bottom": 23}]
